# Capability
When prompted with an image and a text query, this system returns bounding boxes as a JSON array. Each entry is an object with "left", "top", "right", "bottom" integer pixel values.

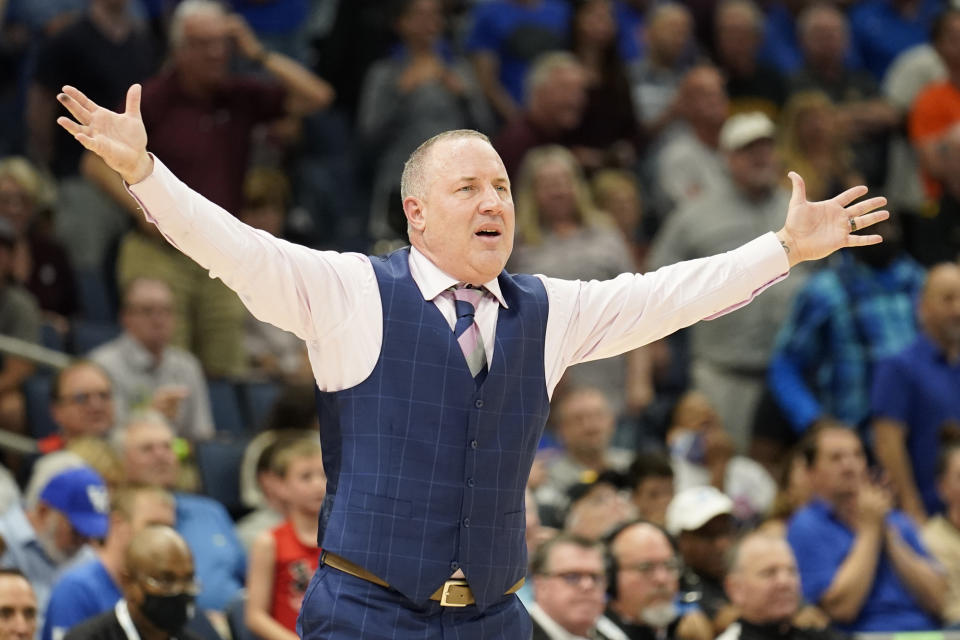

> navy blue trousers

[{"left": 297, "top": 564, "right": 533, "bottom": 639}]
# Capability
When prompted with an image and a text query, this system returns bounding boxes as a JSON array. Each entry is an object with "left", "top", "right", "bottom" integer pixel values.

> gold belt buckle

[{"left": 439, "top": 579, "right": 471, "bottom": 607}]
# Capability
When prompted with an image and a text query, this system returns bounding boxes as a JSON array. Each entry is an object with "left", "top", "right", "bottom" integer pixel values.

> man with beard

[
  {"left": 605, "top": 522, "right": 712, "bottom": 640},
  {"left": 787, "top": 424, "right": 944, "bottom": 631},
  {"left": 64, "top": 525, "right": 202, "bottom": 640},
  {"left": 767, "top": 216, "right": 925, "bottom": 440},
  {"left": 872, "top": 263, "right": 960, "bottom": 523},
  {"left": 718, "top": 532, "right": 844, "bottom": 640}
]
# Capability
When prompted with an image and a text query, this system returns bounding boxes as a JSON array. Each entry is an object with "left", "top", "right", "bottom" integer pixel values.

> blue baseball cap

[{"left": 39, "top": 467, "right": 110, "bottom": 538}]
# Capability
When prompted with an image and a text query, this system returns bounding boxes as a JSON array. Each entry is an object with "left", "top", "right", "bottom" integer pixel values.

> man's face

[
  {"left": 648, "top": 8, "right": 692, "bottom": 65},
  {"left": 122, "top": 281, "right": 176, "bottom": 355},
  {"left": 632, "top": 476, "right": 674, "bottom": 526},
  {"left": 920, "top": 265, "right": 960, "bottom": 351},
  {"left": 396, "top": 0, "right": 443, "bottom": 47},
  {"left": 557, "top": 390, "right": 615, "bottom": 458},
  {"left": 174, "top": 12, "right": 231, "bottom": 89},
  {"left": 406, "top": 137, "right": 515, "bottom": 285},
  {"left": 726, "top": 139, "right": 779, "bottom": 197},
  {"left": 677, "top": 514, "right": 735, "bottom": 581},
  {"left": 0, "top": 575, "right": 37, "bottom": 640},
  {"left": 123, "top": 423, "right": 179, "bottom": 489},
  {"left": 680, "top": 69, "right": 729, "bottom": 129},
  {"left": 534, "top": 543, "right": 607, "bottom": 636},
  {"left": 810, "top": 428, "right": 867, "bottom": 502},
  {"left": 51, "top": 365, "right": 114, "bottom": 438},
  {"left": 128, "top": 547, "right": 197, "bottom": 617},
  {"left": 612, "top": 525, "right": 680, "bottom": 620},
  {"left": 536, "top": 66, "right": 587, "bottom": 131},
  {"left": 801, "top": 8, "right": 848, "bottom": 68},
  {"left": 727, "top": 537, "right": 800, "bottom": 624},
  {"left": 36, "top": 507, "right": 87, "bottom": 564},
  {"left": 715, "top": 5, "right": 760, "bottom": 69},
  {"left": 532, "top": 159, "right": 578, "bottom": 227}
]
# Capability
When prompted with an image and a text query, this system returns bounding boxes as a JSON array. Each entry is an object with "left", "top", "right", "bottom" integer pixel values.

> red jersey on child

[{"left": 270, "top": 520, "right": 319, "bottom": 630}]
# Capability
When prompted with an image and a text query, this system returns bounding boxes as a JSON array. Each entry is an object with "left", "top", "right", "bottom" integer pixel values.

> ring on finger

[{"left": 850, "top": 217, "right": 857, "bottom": 232}]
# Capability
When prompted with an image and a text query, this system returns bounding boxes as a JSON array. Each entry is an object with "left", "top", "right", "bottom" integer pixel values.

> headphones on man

[{"left": 603, "top": 519, "right": 680, "bottom": 601}]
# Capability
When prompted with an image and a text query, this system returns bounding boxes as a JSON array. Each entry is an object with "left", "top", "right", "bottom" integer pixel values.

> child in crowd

[{"left": 245, "top": 437, "right": 326, "bottom": 640}]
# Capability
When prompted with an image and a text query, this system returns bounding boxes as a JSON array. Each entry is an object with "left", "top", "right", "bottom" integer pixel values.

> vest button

[
  {"left": 466, "top": 478, "right": 475, "bottom": 487},
  {"left": 450, "top": 561, "right": 459, "bottom": 570},
  {"left": 463, "top": 518, "right": 471, "bottom": 528},
  {"left": 474, "top": 399, "right": 484, "bottom": 408},
  {"left": 470, "top": 439, "right": 478, "bottom": 449}
]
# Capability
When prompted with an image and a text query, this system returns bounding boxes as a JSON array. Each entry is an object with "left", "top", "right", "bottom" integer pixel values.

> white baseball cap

[
  {"left": 665, "top": 485, "right": 734, "bottom": 536},
  {"left": 719, "top": 112, "right": 776, "bottom": 152}
]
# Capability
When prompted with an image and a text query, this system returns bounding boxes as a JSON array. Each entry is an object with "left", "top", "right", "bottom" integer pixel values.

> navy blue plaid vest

[{"left": 315, "top": 248, "right": 551, "bottom": 611}]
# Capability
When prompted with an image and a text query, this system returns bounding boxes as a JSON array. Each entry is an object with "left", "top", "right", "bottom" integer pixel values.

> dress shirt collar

[
  {"left": 408, "top": 246, "right": 508, "bottom": 308},
  {"left": 528, "top": 602, "right": 594, "bottom": 640}
]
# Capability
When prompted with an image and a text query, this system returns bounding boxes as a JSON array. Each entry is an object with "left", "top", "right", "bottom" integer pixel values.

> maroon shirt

[{"left": 140, "top": 70, "right": 286, "bottom": 213}]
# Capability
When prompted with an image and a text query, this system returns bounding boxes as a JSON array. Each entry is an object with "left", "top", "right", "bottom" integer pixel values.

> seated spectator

[
  {"left": 767, "top": 217, "right": 924, "bottom": 441},
  {"left": 787, "top": 423, "right": 944, "bottom": 631},
  {"left": 114, "top": 413, "right": 245, "bottom": 611},
  {"left": 848, "top": 0, "right": 941, "bottom": 82},
  {"left": 667, "top": 392, "right": 776, "bottom": 524},
  {"left": 656, "top": 65, "right": 730, "bottom": 212},
  {"left": 563, "top": 471, "right": 636, "bottom": 541},
  {"left": 528, "top": 533, "right": 623, "bottom": 639},
  {"left": 89, "top": 278, "right": 213, "bottom": 441},
  {"left": 246, "top": 437, "right": 324, "bottom": 639},
  {"left": 777, "top": 91, "right": 864, "bottom": 203},
  {"left": 666, "top": 486, "right": 739, "bottom": 632},
  {"left": 42, "top": 485, "right": 176, "bottom": 640},
  {"left": 83, "top": 0, "right": 333, "bottom": 378},
  {"left": 909, "top": 123, "right": 960, "bottom": 265},
  {"left": 0, "top": 217, "right": 39, "bottom": 441},
  {"left": 0, "top": 157, "right": 78, "bottom": 326},
  {"left": 0, "top": 466, "right": 109, "bottom": 626},
  {"left": 465, "top": 0, "right": 570, "bottom": 122},
  {"left": 907, "top": 7, "right": 960, "bottom": 205},
  {"left": 714, "top": 0, "right": 787, "bottom": 121},
  {"left": 628, "top": 3, "right": 696, "bottom": 142},
  {"left": 627, "top": 451, "right": 675, "bottom": 527},
  {"left": 605, "top": 521, "right": 713, "bottom": 640},
  {"left": 358, "top": 0, "right": 493, "bottom": 241},
  {"left": 872, "top": 262, "right": 960, "bottom": 523},
  {"left": 535, "top": 387, "right": 634, "bottom": 525},
  {"left": 237, "top": 170, "right": 310, "bottom": 385},
  {"left": 0, "top": 569, "right": 38, "bottom": 640},
  {"left": 64, "top": 525, "right": 202, "bottom": 640},
  {"left": 495, "top": 53, "right": 589, "bottom": 179},
  {"left": 719, "top": 532, "right": 840, "bottom": 640},
  {"left": 923, "top": 443, "right": 960, "bottom": 626},
  {"left": 42, "top": 361, "right": 116, "bottom": 453},
  {"left": 789, "top": 3, "right": 898, "bottom": 188},
  {"left": 567, "top": 0, "right": 642, "bottom": 173}
]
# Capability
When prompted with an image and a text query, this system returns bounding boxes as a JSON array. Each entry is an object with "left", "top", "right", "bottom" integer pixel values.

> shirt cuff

[
  {"left": 124, "top": 155, "right": 194, "bottom": 239},
  {"left": 704, "top": 232, "right": 791, "bottom": 320}
]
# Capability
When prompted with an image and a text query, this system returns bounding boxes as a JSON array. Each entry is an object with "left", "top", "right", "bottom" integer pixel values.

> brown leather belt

[{"left": 319, "top": 551, "right": 525, "bottom": 607}]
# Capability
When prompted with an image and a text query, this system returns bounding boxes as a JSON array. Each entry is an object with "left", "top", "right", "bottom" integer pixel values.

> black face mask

[{"left": 140, "top": 593, "right": 195, "bottom": 634}]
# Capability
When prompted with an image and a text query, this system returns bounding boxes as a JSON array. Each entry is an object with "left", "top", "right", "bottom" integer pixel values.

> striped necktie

[{"left": 451, "top": 285, "right": 488, "bottom": 384}]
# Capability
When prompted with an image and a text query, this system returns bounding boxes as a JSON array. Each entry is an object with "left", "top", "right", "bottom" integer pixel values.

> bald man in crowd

[
  {"left": 64, "top": 526, "right": 201, "bottom": 640},
  {"left": 0, "top": 569, "right": 38, "bottom": 640}
]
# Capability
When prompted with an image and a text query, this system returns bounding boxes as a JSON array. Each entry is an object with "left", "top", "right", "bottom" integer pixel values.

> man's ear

[{"left": 403, "top": 196, "right": 427, "bottom": 233}]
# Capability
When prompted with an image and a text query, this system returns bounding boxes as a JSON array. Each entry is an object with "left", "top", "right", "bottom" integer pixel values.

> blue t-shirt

[
  {"left": 176, "top": 493, "right": 246, "bottom": 611},
  {"left": 464, "top": 0, "right": 569, "bottom": 104},
  {"left": 872, "top": 334, "right": 960, "bottom": 516},
  {"left": 42, "top": 558, "right": 121, "bottom": 640},
  {"left": 849, "top": 0, "right": 944, "bottom": 81},
  {"left": 787, "top": 499, "right": 939, "bottom": 632}
]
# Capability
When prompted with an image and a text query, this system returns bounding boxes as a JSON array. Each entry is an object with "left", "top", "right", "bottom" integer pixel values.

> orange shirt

[
  {"left": 270, "top": 520, "right": 319, "bottom": 631},
  {"left": 908, "top": 82, "right": 960, "bottom": 200}
]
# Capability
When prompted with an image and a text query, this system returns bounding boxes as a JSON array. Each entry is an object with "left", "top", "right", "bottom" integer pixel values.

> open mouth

[{"left": 475, "top": 229, "right": 501, "bottom": 237}]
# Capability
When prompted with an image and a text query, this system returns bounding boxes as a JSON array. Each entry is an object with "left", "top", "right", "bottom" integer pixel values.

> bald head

[
  {"left": 126, "top": 525, "right": 192, "bottom": 577},
  {"left": 920, "top": 262, "right": 960, "bottom": 354},
  {"left": 725, "top": 532, "right": 799, "bottom": 624}
]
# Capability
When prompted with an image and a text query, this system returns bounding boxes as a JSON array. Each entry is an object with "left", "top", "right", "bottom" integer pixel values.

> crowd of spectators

[{"left": 2, "top": 0, "right": 960, "bottom": 638}]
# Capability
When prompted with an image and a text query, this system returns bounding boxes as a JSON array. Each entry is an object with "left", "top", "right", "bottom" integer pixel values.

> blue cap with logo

[{"left": 39, "top": 466, "right": 110, "bottom": 538}]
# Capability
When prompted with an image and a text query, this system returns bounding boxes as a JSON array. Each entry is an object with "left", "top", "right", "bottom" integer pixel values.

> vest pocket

[{"left": 351, "top": 491, "right": 413, "bottom": 518}]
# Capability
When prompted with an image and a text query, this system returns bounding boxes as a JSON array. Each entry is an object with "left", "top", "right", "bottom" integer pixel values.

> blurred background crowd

[{"left": 1, "top": 0, "right": 960, "bottom": 638}]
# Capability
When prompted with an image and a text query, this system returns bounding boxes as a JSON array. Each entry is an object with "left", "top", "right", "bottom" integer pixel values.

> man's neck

[
  {"left": 88, "top": 2, "right": 132, "bottom": 42},
  {"left": 98, "top": 540, "right": 125, "bottom": 586},
  {"left": 569, "top": 448, "right": 606, "bottom": 470}
]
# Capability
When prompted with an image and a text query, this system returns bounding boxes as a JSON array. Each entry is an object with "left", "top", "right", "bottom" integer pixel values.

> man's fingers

[
  {"left": 850, "top": 210, "right": 890, "bottom": 232},
  {"left": 61, "top": 85, "right": 98, "bottom": 113},
  {"left": 57, "top": 92, "right": 93, "bottom": 125},
  {"left": 56, "top": 116, "right": 84, "bottom": 137},
  {"left": 847, "top": 233, "right": 883, "bottom": 247},
  {"left": 833, "top": 184, "right": 870, "bottom": 207},
  {"left": 847, "top": 196, "right": 887, "bottom": 218},
  {"left": 787, "top": 172, "right": 807, "bottom": 207},
  {"left": 125, "top": 84, "right": 142, "bottom": 118}
]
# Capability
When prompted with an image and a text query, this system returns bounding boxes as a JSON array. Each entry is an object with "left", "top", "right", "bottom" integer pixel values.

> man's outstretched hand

[
  {"left": 56, "top": 84, "right": 153, "bottom": 185},
  {"left": 776, "top": 172, "right": 889, "bottom": 268}
]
